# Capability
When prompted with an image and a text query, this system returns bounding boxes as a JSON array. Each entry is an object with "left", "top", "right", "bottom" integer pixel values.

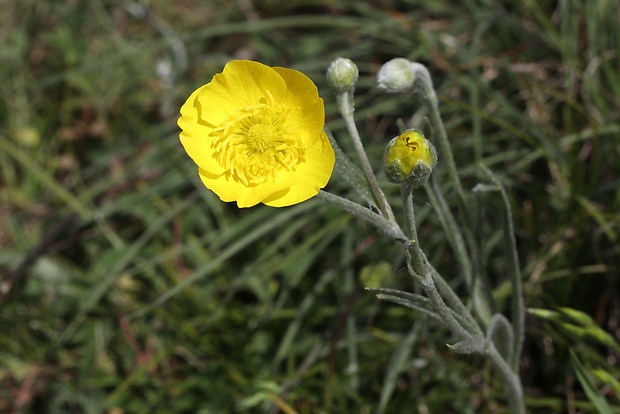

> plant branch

[
  {"left": 317, "top": 191, "right": 403, "bottom": 240},
  {"left": 401, "top": 184, "right": 470, "bottom": 340},
  {"left": 337, "top": 90, "right": 396, "bottom": 223}
]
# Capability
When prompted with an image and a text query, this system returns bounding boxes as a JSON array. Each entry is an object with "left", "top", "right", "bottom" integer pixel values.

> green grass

[{"left": 1, "top": 0, "right": 619, "bottom": 413}]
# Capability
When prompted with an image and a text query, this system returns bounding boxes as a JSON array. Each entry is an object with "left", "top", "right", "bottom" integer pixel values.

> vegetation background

[{"left": 1, "top": 0, "right": 618, "bottom": 413}]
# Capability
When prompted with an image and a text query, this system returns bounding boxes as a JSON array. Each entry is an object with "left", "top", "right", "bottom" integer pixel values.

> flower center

[
  {"left": 246, "top": 124, "right": 272, "bottom": 152},
  {"left": 210, "top": 94, "right": 304, "bottom": 186},
  {"left": 403, "top": 134, "right": 419, "bottom": 151}
]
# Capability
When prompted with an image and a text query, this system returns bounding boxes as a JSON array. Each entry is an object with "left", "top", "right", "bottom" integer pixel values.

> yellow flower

[
  {"left": 178, "top": 60, "right": 335, "bottom": 208},
  {"left": 384, "top": 129, "right": 437, "bottom": 186}
]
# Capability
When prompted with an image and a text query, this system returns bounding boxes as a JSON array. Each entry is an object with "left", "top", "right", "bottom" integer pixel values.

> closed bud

[
  {"left": 327, "top": 57, "right": 359, "bottom": 93},
  {"left": 376, "top": 58, "right": 415, "bottom": 93},
  {"left": 384, "top": 129, "right": 437, "bottom": 186}
]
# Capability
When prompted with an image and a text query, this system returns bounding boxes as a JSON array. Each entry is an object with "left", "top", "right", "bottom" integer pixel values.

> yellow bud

[{"left": 384, "top": 129, "right": 437, "bottom": 186}]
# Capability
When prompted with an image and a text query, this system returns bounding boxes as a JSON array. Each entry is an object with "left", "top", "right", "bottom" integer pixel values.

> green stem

[
  {"left": 400, "top": 184, "right": 424, "bottom": 275},
  {"left": 337, "top": 90, "right": 396, "bottom": 223},
  {"left": 409, "top": 63, "right": 523, "bottom": 410},
  {"left": 412, "top": 62, "right": 495, "bottom": 323},
  {"left": 324, "top": 127, "right": 377, "bottom": 210},
  {"left": 424, "top": 180, "right": 472, "bottom": 289},
  {"left": 410, "top": 63, "right": 467, "bottom": 211},
  {"left": 487, "top": 313, "right": 514, "bottom": 364},
  {"left": 429, "top": 266, "right": 482, "bottom": 337},
  {"left": 406, "top": 183, "right": 523, "bottom": 410},
  {"left": 401, "top": 184, "right": 470, "bottom": 340},
  {"left": 425, "top": 180, "right": 489, "bottom": 332},
  {"left": 480, "top": 165, "right": 524, "bottom": 372},
  {"left": 487, "top": 342, "right": 525, "bottom": 414},
  {"left": 317, "top": 191, "right": 403, "bottom": 240}
]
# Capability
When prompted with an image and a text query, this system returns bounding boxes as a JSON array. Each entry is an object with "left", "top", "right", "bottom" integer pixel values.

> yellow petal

[
  {"left": 178, "top": 85, "right": 225, "bottom": 174},
  {"left": 199, "top": 168, "right": 296, "bottom": 208},
  {"left": 273, "top": 67, "right": 325, "bottom": 148},
  {"left": 196, "top": 60, "right": 287, "bottom": 127},
  {"left": 263, "top": 131, "right": 335, "bottom": 207}
]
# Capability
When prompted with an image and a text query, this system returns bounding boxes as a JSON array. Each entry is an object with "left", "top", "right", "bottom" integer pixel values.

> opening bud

[
  {"left": 327, "top": 57, "right": 359, "bottom": 93},
  {"left": 384, "top": 129, "right": 437, "bottom": 186},
  {"left": 376, "top": 58, "right": 415, "bottom": 93}
]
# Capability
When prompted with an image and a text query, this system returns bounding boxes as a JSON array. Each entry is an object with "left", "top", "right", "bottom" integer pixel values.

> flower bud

[
  {"left": 384, "top": 129, "right": 437, "bottom": 186},
  {"left": 327, "top": 57, "right": 359, "bottom": 93},
  {"left": 376, "top": 58, "right": 415, "bottom": 93}
]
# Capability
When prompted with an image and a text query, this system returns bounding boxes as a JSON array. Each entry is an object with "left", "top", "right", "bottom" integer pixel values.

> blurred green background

[{"left": 1, "top": 0, "right": 618, "bottom": 413}]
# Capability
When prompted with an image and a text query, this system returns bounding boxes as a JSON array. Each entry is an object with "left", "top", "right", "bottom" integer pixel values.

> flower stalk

[
  {"left": 328, "top": 58, "right": 396, "bottom": 223},
  {"left": 407, "top": 61, "right": 495, "bottom": 324},
  {"left": 479, "top": 164, "right": 524, "bottom": 372},
  {"left": 317, "top": 190, "right": 403, "bottom": 240},
  {"left": 340, "top": 95, "right": 396, "bottom": 223},
  {"left": 401, "top": 184, "right": 471, "bottom": 340},
  {"left": 328, "top": 57, "right": 525, "bottom": 412}
]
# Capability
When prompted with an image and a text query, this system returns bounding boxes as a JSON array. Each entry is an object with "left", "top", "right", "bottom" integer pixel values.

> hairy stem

[
  {"left": 480, "top": 164, "right": 524, "bottom": 372},
  {"left": 401, "top": 184, "right": 470, "bottom": 340},
  {"left": 337, "top": 90, "right": 396, "bottom": 223},
  {"left": 317, "top": 191, "right": 403, "bottom": 240}
]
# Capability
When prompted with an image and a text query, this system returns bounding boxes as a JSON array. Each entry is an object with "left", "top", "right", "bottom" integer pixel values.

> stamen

[{"left": 211, "top": 99, "right": 303, "bottom": 185}]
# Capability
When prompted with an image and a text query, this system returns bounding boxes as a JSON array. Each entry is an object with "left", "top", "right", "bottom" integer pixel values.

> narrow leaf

[
  {"left": 448, "top": 335, "right": 486, "bottom": 354},
  {"left": 569, "top": 349, "right": 614, "bottom": 414}
]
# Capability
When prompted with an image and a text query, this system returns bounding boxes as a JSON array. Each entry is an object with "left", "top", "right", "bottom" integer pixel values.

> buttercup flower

[
  {"left": 178, "top": 60, "right": 335, "bottom": 207},
  {"left": 384, "top": 128, "right": 437, "bottom": 186}
]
